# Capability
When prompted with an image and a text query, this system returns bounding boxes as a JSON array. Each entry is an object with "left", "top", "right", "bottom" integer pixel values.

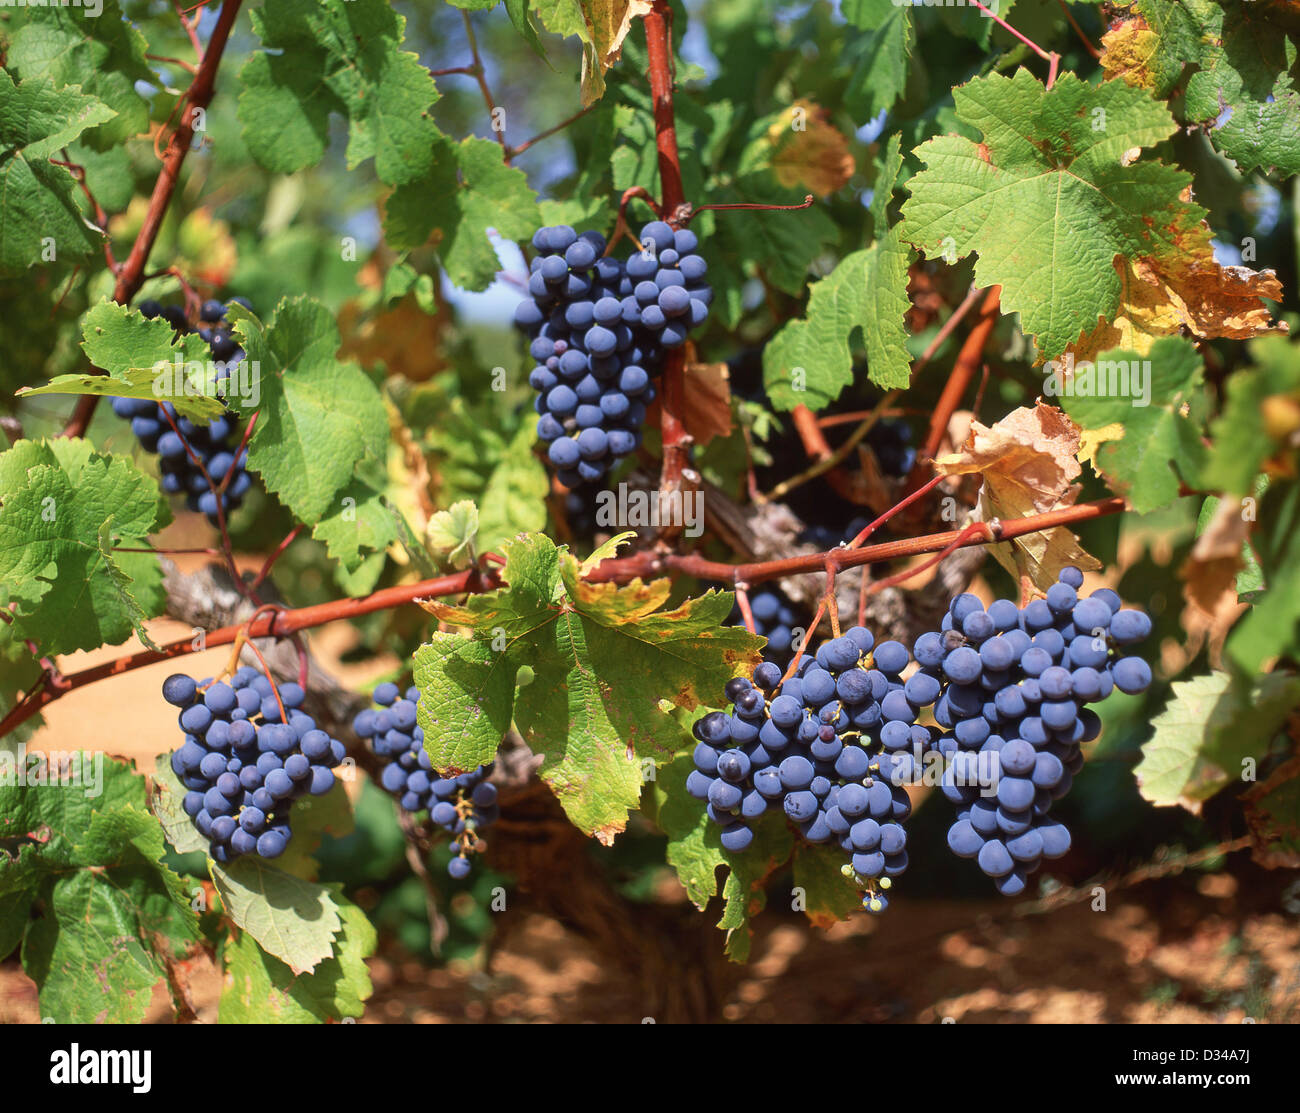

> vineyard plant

[{"left": 2, "top": 0, "right": 1300, "bottom": 1030}]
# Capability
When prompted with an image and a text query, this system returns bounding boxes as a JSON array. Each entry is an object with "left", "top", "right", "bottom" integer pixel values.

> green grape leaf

[
  {"left": 238, "top": 0, "right": 444, "bottom": 185},
  {"left": 717, "top": 815, "right": 793, "bottom": 962},
  {"left": 311, "top": 476, "right": 403, "bottom": 575},
  {"left": 1136, "top": 671, "right": 1300, "bottom": 809},
  {"left": 427, "top": 401, "right": 549, "bottom": 553},
  {"left": 791, "top": 843, "right": 863, "bottom": 924},
  {"left": 1060, "top": 336, "right": 1209, "bottom": 513},
  {"left": 384, "top": 137, "right": 542, "bottom": 291},
  {"left": 210, "top": 856, "right": 342, "bottom": 976},
  {"left": 151, "top": 754, "right": 210, "bottom": 857},
  {"left": 1103, "top": 0, "right": 1300, "bottom": 175},
  {"left": 0, "top": 0, "right": 153, "bottom": 150},
  {"left": 843, "top": 0, "right": 915, "bottom": 120},
  {"left": 763, "top": 134, "right": 911, "bottom": 411},
  {"left": 1226, "top": 480, "right": 1300, "bottom": 672},
  {"left": 426, "top": 500, "right": 480, "bottom": 569},
  {"left": 1201, "top": 335, "right": 1300, "bottom": 497},
  {"left": 0, "top": 438, "right": 166, "bottom": 655},
  {"left": 17, "top": 302, "right": 227, "bottom": 423},
  {"left": 0, "top": 72, "right": 115, "bottom": 275},
  {"left": 219, "top": 887, "right": 375, "bottom": 1022},
  {"left": 653, "top": 754, "right": 796, "bottom": 962},
  {"left": 900, "top": 70, "right": 1193, "bottom": 360},
  {"left": 414, "top": 533, "right": 763, "bottom": 842},
  {"left": 505, "top": 0, "right": 549, "bottom": 58},
  {"left": 229, "top": 297, "right": 388, "bottom": 524},
  {"left": 0, "top": 757, "right": 199, "bottom": 1023}
]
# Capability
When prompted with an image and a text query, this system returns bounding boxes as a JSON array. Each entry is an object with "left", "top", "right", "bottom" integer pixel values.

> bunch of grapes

[
  {"left": 165, "top": 668, "right": 345, "bottom": 862},
  {"left": 513, "top": 221, "right": 711, "bottom": 489},
  {"left": 352, "top": 682, "right": 499, "bottom": 879},
  {"left": 110, "top": 298, "right": 253, "bottom": 524},
  {"left": 727, "top": 586, "right": 802, "bottom": 666},
  {"left": 687, "top": 629, "right": 940, "bottom": 913},
  {"left": 915, "top": 566, "right": 1154, "bottom": 895}
]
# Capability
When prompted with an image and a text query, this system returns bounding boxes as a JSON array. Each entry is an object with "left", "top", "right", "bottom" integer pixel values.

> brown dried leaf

[
  {"left": 765, "top": 99, "right": 856, "bottom": 196},
  {"left": 338, "top": 294, "right": 449, "bottom": 382},
  {"left": 682, "top": 359, "right": 733, "bottom": 448},
  {"left": 936, "top": 403, "right": 1100, "bottom": 589}
]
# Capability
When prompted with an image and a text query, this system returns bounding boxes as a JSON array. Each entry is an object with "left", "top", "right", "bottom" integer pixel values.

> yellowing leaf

[
  {"left": 765, "top": 100, "right": 856, "bottom": 195},
  {"left": 579, "top": 0, "right": 653, "bottom": 106},
  {"left": 1068, "top": 214, "right": 1287, "bottom": 364},
  {"left": 1099, "top": 14, "right": 1161, "bottom": 90},
  {"left": 936, "top": 403, "right": 1100, "bottom": 589}
]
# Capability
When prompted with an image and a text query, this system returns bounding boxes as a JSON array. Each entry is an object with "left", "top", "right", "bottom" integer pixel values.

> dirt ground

[
  {"left": 6, "top": 566, "right": 1300, "bottom": 1024},
  {"left": 4, "top": 871, "right": 1298, "bottom": 1023}
]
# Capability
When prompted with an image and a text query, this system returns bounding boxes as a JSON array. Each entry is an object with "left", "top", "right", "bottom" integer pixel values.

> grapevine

[{"left": 0, "top": 0, "right": 1296, "bottom": 1036}]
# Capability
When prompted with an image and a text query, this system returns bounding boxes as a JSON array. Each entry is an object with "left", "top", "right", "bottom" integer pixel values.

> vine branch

[
  {"left": 0, "top": 498, "right": 1132, "bottom": 739},
  {"left": 61, "top": 0, "right": 244, "bottom": 440}
]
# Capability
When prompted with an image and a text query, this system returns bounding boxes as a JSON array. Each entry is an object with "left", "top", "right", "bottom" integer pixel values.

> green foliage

[
  {"left": 2, "top": 0, "right": 1299, "bottom": 1019},
  {"left": 902, "top": 70, "right": 1191, "bottom": 359},
  {"left": 0, "top": 438, "right": 167, "bottom": 654},
  {"left": 0, "top": 757, "right": 199, "bottom": 1022},
  {"left": 415, "top": 533, "right": 762, "bottom": 839},
  {"left": 0, "top": 72, "right": 114, "bottom": 274}
]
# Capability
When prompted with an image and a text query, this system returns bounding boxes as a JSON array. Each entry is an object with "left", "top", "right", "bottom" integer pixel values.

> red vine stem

[
  {"left": 0, "top": 569, "right": 494, "bottom": 737},
  {"left": 688, "top": 195, "right": 814, "bottom": 219},
  {"left": 61, "top": 0, "right": 244, "bottom": 441},
  {"left": 642, "top": 0, "right": 691, "bottom": 511},
  {"left": 0, "top": 498, "right": 1130, "bottom": 739}
]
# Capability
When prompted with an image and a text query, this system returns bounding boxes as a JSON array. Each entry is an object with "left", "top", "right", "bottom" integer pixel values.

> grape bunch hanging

[
  {"left": 689, "top": 628, "right": 940, "bottom": 913},
  {"left": 514, "top": 221, "right": 712, "bottom": 489},
  {"left": 702, "top": 568, "right": 1155, "bottom": 911},
  {"left": 353, "top": 683, "right": 499, "bottom": 879},
  {"left": 166, "top": 668, "right": 347, "bottom": 862},
  {"left": 917, "top": 566, "right": 1153, "bottom": 896},
  {"left": 110, "top": 298, "right": 253, "bottom": 524}
]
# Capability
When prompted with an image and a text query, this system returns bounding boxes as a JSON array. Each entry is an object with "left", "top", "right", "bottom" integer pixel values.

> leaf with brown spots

[{"left": 415, "top": 532, "right": 763, "bottom": 842}]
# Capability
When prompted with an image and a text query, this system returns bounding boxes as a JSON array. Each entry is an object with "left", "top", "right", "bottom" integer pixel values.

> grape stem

[
  {"left": 505, "top": 103, "right": 599, "bottom": 162},
  {"left": 642, "top": 0, "right": 693, "bottom": 527},
  {"left": 460, "top": 10, "right": 507, "bottom": 152},
  {"left": 60, "top": 0, "right": 245, "bottom": 441},
  {"left": 686, "top": 195, "right": 815, "bottom": 220}
]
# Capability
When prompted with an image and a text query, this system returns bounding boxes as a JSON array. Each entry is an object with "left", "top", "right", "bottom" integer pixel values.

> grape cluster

[
  {"left": 916, "top": 566, "right": 1154, "bottom": 895},
  {"left": 110, "top": 299, "right": 253, "bottom": 524},
  {"left": 514, "top": 221, "right": 712, "bottom": 489},
  {"left": 688, "top": 629, "right": 940, "bottom": 913},
  {"left": 352, "top": 682, "right": 499, "bottom": 879},
  {"left": 166, "top": 669, "right": 345, "bottom": 862},
  {"left": 728, "top": 586, "right": 802, "bottom": 666}
]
